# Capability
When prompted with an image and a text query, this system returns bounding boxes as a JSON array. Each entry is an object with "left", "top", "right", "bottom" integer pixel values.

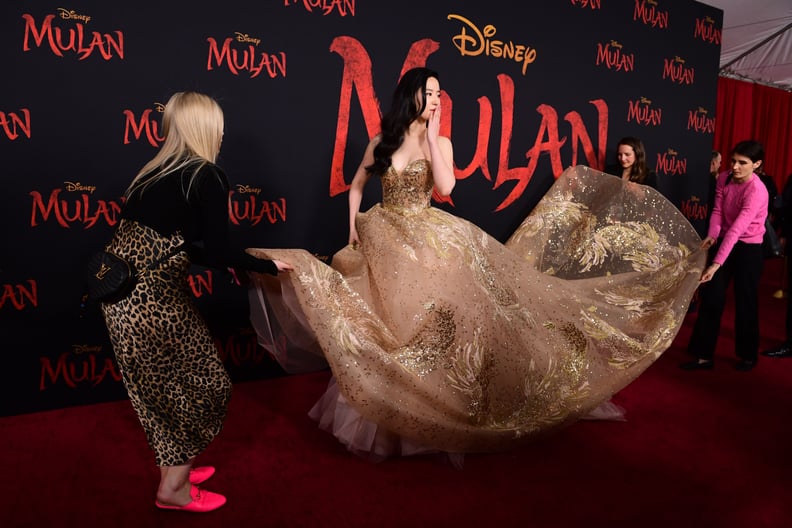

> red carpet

[{"left": 2, "top": 259, "right": 791, "bottom": 527}]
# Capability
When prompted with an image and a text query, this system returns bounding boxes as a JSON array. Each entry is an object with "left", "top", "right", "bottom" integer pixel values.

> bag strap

[{"left": 136, "top": 242, "right": 186, "bottom": 278}]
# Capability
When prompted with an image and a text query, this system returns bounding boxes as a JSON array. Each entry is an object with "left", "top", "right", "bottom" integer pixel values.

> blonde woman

[{"left": 100, "top": 91, "right": 291, "bottom": 512}]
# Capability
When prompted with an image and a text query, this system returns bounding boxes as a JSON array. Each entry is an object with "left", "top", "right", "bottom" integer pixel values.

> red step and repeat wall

[{"left": 0, "top": 0, "right": 722, "bottom": 416}]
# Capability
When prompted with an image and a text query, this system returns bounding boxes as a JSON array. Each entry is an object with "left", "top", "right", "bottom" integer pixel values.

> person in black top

[
  {"left": 756, "top": 165, "right": 778, "bottom": 219},
  {"left": 763, "top": 173, "right": 792, "bottom": 358},
  {"left": 605, "top": 136, "right": 658, "bottom": 189},
  {"left": 710, "top": 150, "right": 722, "bottom": 178},
  {"left": 100, "top": 91, "right": 292, "bottom": 513},
  {"left": 707, "top": 150, "right": 722, "bottom": 213}
]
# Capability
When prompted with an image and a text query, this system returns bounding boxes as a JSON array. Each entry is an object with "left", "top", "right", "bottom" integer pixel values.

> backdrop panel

[{"left": 0, "top": 0, "right": 722, "bottom": 416}]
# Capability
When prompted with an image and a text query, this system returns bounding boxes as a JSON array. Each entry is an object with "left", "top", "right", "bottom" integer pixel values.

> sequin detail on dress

[{"left": 248, "top": 165, "right": 705, "bottom": 454}]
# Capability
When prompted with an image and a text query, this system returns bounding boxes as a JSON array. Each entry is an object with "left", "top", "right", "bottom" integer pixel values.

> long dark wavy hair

[
  {"left": 617, "top": 136, "right": 650, "bottom": 184},
  {"left": 366, "top": 67, "right": 439, "bottom": 178}
]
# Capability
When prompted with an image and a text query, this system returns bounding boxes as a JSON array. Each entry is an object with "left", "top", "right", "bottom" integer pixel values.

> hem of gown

[
  {"left": 581, "top": 400, "right": 627, "bottom": 421},
  {"left": 308, "top": 377, "right": 625, "bottom": 466},
  {"left": 308, "top": 377, "right": 465, "bottom": 469}
]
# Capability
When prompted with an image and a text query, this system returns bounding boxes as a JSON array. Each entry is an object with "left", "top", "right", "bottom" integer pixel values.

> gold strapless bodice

[{"left": 381, "top": 159, "right": 434, "bottom": 214}]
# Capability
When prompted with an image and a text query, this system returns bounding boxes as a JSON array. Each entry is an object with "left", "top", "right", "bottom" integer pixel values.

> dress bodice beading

[{"left": 381, "top": 159, "right": 434, "bottom": 215}]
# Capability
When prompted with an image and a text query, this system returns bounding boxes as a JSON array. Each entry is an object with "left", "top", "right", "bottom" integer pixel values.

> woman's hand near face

[{"left": 427, "top": 105, "right": 441, "bottom": 146}]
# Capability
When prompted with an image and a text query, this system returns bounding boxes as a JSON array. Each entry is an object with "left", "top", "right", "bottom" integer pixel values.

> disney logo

[
  {"left": 235, "top": 32, "right": 261, "bottom": 46},
  {"left": 64, "top": 182, "right": 97, "bottom": 193},
  {"left": 57, "top": 8, "right": 91, "bottom": 24}
]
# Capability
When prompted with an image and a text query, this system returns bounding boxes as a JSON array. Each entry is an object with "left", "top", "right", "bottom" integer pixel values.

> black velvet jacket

[{"left": 122, "top": 161, "right": 278, "bottom": 275}]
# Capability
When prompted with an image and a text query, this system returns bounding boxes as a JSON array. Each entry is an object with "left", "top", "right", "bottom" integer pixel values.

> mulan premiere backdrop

[{"left": 1, "top": 0, "right": 722, "bottom": 416}]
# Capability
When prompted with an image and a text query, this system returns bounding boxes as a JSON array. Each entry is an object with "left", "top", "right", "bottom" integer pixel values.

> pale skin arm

[
  {"left": 273, "top": 259, "right": 293, "bottom": 271},
  {"left": 347, "top": 138, "right": 377, "bottom": 246},
  {"left": 426, "top": 105, "right": 455, "bottom": 196},
  {"left": 698, "top": 236, "right": 718, "bottom": 283},
  {"left": 238, "top": 259, "right": 292, "bottom": 287}
]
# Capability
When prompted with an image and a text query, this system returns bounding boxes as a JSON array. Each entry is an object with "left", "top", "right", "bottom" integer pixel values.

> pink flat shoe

[
  {"left": 189, "top": 466, "right": 216, "bottom": 485},
  {"left": 155, "top": 485, "right": 226, "bottom": 513}
]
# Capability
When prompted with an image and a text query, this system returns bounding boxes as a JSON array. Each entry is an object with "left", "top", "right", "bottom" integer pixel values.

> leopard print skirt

[{"left": 101, "top": 219, "right": 232, "bottom": 466}]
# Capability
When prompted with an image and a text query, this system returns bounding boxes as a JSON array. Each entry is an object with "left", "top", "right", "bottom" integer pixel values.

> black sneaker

[
  {"left": 761, "top": 344, "right": 792, "bottom": 358},
  {"left": 679, "top": 359, "right": 714, "bottom": 370},
  {"left": 734, "top": 359, "right": 756, "bottom": 371}
]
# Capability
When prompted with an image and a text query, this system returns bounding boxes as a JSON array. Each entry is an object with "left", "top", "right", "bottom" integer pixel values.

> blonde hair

[{"left": 125, "top": 91, "right": 224, "bottom": 197}]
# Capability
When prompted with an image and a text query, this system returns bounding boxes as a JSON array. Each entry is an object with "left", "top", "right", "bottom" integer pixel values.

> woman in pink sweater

[{"left": 681, "top": 140, "right": 768, "bottom": 371}]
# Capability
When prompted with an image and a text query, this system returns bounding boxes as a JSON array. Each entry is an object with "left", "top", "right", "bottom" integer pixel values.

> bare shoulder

[{"left": 356, "top": 135, "right": 381, "bottom": 167}]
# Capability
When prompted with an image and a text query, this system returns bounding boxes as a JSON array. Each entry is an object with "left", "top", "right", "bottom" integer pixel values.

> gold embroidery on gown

[{"left": 247, "top": 164, "right": 705, "bottom": 454}]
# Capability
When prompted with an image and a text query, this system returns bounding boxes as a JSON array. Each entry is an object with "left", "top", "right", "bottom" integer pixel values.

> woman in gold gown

[{"left": 247, "top": 67, "right": 705, "bottom": 460}]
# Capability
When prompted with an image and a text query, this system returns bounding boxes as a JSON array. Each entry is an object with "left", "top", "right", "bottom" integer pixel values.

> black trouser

[
  {"left": 785, "top": 256, "right": 792, "bottom": 343},
  {"left": 687, "top": 241, "right": 764, "bottom": 361}
]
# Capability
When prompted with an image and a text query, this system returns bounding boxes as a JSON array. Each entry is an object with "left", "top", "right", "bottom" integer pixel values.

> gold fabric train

[{"left": 247, "top": 163, "right": 706, "bottom": 454}]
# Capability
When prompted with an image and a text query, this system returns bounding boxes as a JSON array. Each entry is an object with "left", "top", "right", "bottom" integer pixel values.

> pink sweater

[{"left": 708, "top": 170, "right": 769, "bottom": 265}]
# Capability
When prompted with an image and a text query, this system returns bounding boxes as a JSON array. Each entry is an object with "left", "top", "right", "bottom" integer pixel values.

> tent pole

[{"left": 720, "top": 21, "right": 792, "bottom": 71}]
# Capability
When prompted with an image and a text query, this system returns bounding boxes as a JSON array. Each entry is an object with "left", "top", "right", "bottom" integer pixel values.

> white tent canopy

[{"left": 704, "top": 0, "right": 792, "bottom": 91}]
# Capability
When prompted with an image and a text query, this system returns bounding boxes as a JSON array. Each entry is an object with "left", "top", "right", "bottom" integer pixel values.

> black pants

[
  {"left": 687, "top": 241, "right": 764, "bottom": 361},
  {"left": 785, "top": 256, "right": 792, "bottom": 343}
]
